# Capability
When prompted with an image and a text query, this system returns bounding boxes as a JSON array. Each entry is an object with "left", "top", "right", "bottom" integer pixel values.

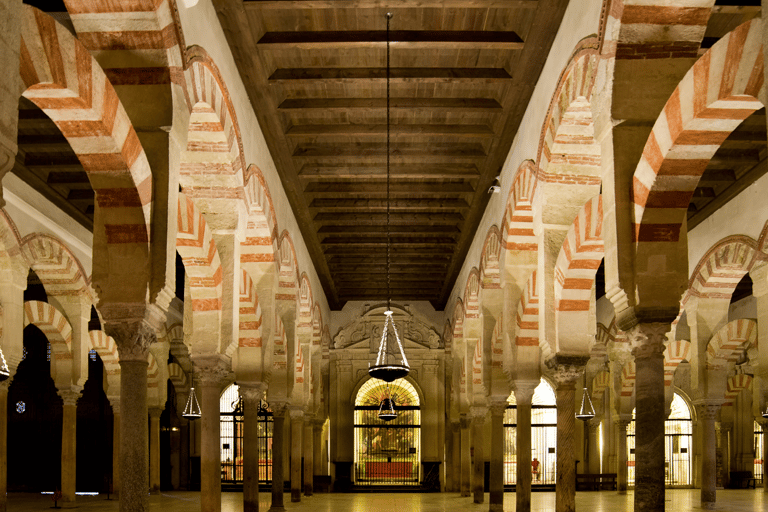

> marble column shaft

[
  {"left": 615, "top": 419, "right": 630, "bottom": 494},
  {"left": 149, "top": 407, "right": 163, "bottom": 494},
  {"left": 631, "top": 323, "right": 669, "bottom": 512},
  {"left": 290, "top": 408, "right": 303, "bottom": 502},
  {"left": 312, "top": 422, "right": 323, "bottom": 477},
  {"left": 470, "top": 406, "right": 486, "bottom": 504},
  {"left": 200, "top": 376, "right": 223, "bottom": 512},
  {"left": 303, "top": 420, "right": 313, "bottom": 496},
  {"left": 460, "top": 415, "right": 471, "bottom": 497},
  {"left": 240, "top": 386, "right": 262, "bottom": 512},
  {"left": 699, "top": 404, "right": 720, "bottom": 509},
  {"left": 450, "top": 422, "right": 461, "bottom": 492},
  {"left": 120, "top": 359, "right": 148, "bottom": 512},
  {"left": 488, "top": 401, "right": 506, "bottom": 512},
  {"left": 515, "top": 386, "right": 535, "bottom": 512},
  {"left": 111, "top": 401, "right": 120, "bottom": 498},
  {"left": 270, "top": 404, "right": 287, "bottom": 512},
  {"left": 555, "top": 379, "right": 577, "bottom": 512},
  {"left": 60, "top": 390, "right": 79, "bottom": 507}
]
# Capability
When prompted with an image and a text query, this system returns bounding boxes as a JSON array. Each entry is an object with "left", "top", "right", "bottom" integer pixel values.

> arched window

[
  {"left": 220, "top": 384, "right": 273, "bottom": 486},
  {"left": 353, "top": 378, "right": 420, "bottom": 487},
  {"left": 628, "top": 393, "right": 692, "bottom": 487},
  {"left": 504, "top": 378, "right": 557, "bottom": 486}
]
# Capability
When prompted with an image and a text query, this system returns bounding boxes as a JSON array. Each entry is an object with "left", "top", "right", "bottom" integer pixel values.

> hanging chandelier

[
  {"left": 182, "top": 378, "right": 202, "bottom": 420},
  {"left": 368, "top": 12, "right": 410, "bottom": 386},
  {"left": 576, "top": 386, "right": 596, "bottom": 421}
]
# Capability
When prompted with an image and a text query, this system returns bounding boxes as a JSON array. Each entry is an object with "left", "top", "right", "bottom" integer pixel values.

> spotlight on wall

[{"left": 488, "top": 175, "right": 501, "bottom": 194}]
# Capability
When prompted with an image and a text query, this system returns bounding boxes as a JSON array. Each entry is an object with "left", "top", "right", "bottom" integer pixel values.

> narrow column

[
  {"left": 312, "top": 420, "right": 324, "bottom": 478},
  {"left": 110, "top": 400, "right": 120, "bottom": 498},
  {"left": 630, "top": 323, "right": 669, "bottom": 512},
  {"left": 698, "top": 403, "right": 720, "bottom": 509},
  {"left": 303, "top": 416, "right": 313, "bottom": 496},
  {"left": 515, "top": 384, "right": 536, "bottom": 512},
  {"left": 0, "top": 381, "right": 9, "bottom": 512},
  {"left": 587, "top": 420, "right": 601, "bottom": 473},
  {"left": 553, "top": 363, "right": 581, "bottom": 512},
  {"left": 269, "top": 402, "right": 287, "bottom": 512},
  {"left": 488, "top": 400, "right": 506, "bottom": 512},
  {"left": 289, "top": 407, "right": 303, "bottom": 502},
  {"left": 59, "top": 389, "right": 80, "bottom": 508},
  {"left": 470, "top": 406, "right": 486, "bottom": 504},
  {"left": 176, "top": 392, "right": 190, "bottom": 491},
  {"left": 460, "top": 414, "right": 471, "bottom": 497},
  {"left": 615, "top": 418, "right": 630, "bottom": 494},
  {"left": 198, "top": 365, "right": 226, "bottom": 512},
  {"left": 451, "top": 421, "right": 461, "bottom": 492},
  {"left": 240, "top": 385, "right": 262, "bottom": 512},
  {"left": 149, "top": 407, "right": 163, "bottom": 494}
]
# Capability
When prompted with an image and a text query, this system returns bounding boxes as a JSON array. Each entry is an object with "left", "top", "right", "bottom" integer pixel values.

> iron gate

[
  {"left": 627, "top": 408, "right": 692, "bottom": 486},
  {"left": 220, "top": 385, "right": 273, "bottom": 485},
  {"left": 354, "top": 405, "right": 420, "bottom": 486},
  {"left": 503, "top": 405, "right": 558, "bottom": 485},
  {"left": 755, "top": 421, "right": 764, "bottom": 481}
]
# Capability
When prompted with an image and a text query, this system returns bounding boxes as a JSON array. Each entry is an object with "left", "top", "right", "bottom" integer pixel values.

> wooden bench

[
  {"left": 730, "top": 471, "right": 758, "bottom": 489},
  {"left": 575, "top": 473, "right": 617, "bottom": 491},
  {"left": 747, "top": 477, "right": 762, "bottom": 489}
]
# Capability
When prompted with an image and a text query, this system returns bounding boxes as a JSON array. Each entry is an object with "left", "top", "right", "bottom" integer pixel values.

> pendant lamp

[
  {"left": 182, "top": 382, "right": 202, "bottom": 420},
  {"left": 576, "top": 386, "right": 596, "bottom": 421},
  {"left": 378, "top": 385, "right": 398, "bottom": 422},
  {"left": 368, "top": 12, "right": 410, "bottom": 385}
]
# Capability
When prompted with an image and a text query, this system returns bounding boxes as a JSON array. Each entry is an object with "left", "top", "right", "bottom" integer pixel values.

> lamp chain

[{"left": 386, "top": 12, "right": 392, "bottom": 312}]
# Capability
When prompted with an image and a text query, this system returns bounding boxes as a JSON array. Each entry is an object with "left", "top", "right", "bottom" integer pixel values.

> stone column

[
  {"left": 110, "top": 400, "right": 120, "bottom": 498},
  {"left": 269, "top": 402, "right": 287, "bottom": 512},
  {"left": 451, "top": 422, "right": 461, "bottom": 492},
  {"left": 196, "top": 360, "right": 228, "bottom": 512},
  {"left": 488, "top": 400, "right": 506, "bottom": 512},
  {"left": 460, "top": 414, "right": 471, "bottom": 497},
  {"left": 515, "top": 384, "right": 536, "bottom": 512},
  {"left": 615, "top": 417, "right": 630, "bottom": 494},
  {"left": 149, "top": 407, "right": 163, "bottom": 494},
  {"left": 470, "top": 405, "right": 486, "bottom": 504},
  {"left": 59, "top": 389, "right": 81, "bottom": 508},
  {"left": 587, "top": 419, "right": 601, "bottom": 473},
  {"left": 312, "top": 420, "right": 324, "bottom": 477},
  {"left": 239, "top": 385, "right": 262, "bottom": 512},
  {"left": 553, "top": 361, "right": 583, "bottom": 512},
  {"left": 303, "top": 417, "right": 313, "bottom": 496},
  {"left": 697, "top": 403, "right": 720, "bottom": 509},
  {"left": 289, "top": 407, "right": 303, "bottom": 502},
  {"left": 629, "top": 323, "right": 669, "bottom": 512},
  {"left": 0, "top": 380, "right": 9, "bottom": 512}
]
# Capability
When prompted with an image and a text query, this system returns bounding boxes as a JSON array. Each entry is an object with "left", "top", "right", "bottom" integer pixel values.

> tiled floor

[{"left": 6, "top": 489, "right": 767, "bottom": 511}]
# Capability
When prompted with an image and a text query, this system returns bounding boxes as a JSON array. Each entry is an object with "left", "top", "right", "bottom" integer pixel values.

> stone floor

[{"left": 6, "top": 489, "right": 766, "bottom": 511}]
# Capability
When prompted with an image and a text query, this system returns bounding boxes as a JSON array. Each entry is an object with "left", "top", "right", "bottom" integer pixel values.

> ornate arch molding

[{"left": 20, "top": 234, "right": 90, "bottom": 298}]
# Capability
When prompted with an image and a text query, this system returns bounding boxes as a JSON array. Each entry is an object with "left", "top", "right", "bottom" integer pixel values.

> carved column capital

[
  {"left": 459, "top": 414, "right": 471, "bottom": 430},
  {"left": 192, "top": 355, "right": 231, "bottom": 388},
  {"left": 627, "top": 322, "right": 670, "bottom": 360},
  {"left": 271, "top": 400, "right": 289, "bottom": 417},
  {"left": 289, "top": 406, "right": 304, "bottom": 421},
  {"left": 695, "top": 401, "right": 722, "bottom": 421},
  {"left": 238, "top": 383, "right": 265, "bottom": 404},
  {"left": 469, "top": 405, "right": 487, "bottom": 420},
  {"left": 58, "top": 389, "right": 82, "bottom": 407},
  {"left": 514, "top": 381, "right": 538, "bottom": 404},
  {"left": 548, "top": 355, "right": 589, "bottom": 388},
  {"left": 148, "top": 407, "right": 164, "bottom": 419},
  {"left": 107, "top": 318, "right": 158, "bottom": 363},
  {"left": 488, "top": 398, "right": 508, "bottom": 417}
]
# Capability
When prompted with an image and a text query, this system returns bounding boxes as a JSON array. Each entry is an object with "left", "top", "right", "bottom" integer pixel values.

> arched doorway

[
  {"left": 503, "top": 378, "right": 557, "bottom": 486},
  {"left": 628, "top": 392, "right": 692, "bottom": 487},
  {"left": 219, "top": 384, "right": 273, "bottom": 487},
  {"left": 353, "top": 378, "right": 420, "bottom": 486},
  {"left": 755, "top": 421, "right": 764, "bottom": 481}
]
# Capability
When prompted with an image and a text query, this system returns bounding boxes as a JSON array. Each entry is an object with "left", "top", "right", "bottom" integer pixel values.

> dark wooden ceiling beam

[
  {"left": 286, "top": 123, "right": 494, "bottom": 138},
  {"left": 300, "top": 164, "right": 480, "bottom": 180},
  {"left": 270, "top": 67, "right": 512, "bottom": 83},
  {"left": 324, "top": 245, "right": 455, "bottom": 255},
  {"left": 310, "top": 198, "right": 470, "bottom": 210},
  {"left": 698, "top": 169, "right": 737, "bottom": 183},
  {"left": 257, "top": 30, "right": 523, "bottom": 50},
  {"left": 313, "top": 212, "right": 464, "bottom": 223},
  {"left": 321, "top": 236, "right": 457, "bottom": 246},
  {"left": 293, "top": 142, "right": 487, "bottom": 159},
  {"left": 245, "top": 0, "right": 538, "bottom": 9},
  {"left": 318, "top": 224, "right": 460, "bottom": 234},
  {"left": 304, "top": 182, "right": 474, "bottom": 195},
  {"left": 47, "top": 171, "right": 89, "bottom": 184},
  {"left": 279, "top": 97, "right": 503, "bottom": 112}
]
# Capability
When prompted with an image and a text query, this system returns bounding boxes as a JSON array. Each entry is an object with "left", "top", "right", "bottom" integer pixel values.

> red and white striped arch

[
  {"left": 632, "top": 19, "right": 764, "bottom": 245},
  {"left": 491, "top": 317, "right": 503, "bottom": 371},
  {"left": 463, "top": 269, "right": 481, "bottom": 320},
  {"left": 502, "top": 161, "right": 537, "bottom": 253},
  {"left": 298, "top": 273, "right": 314, "bottom": 331},
  {"left": 24, "top": 300, "right": 72, "bottom": 360},
  {"left": 242, "top": 165, "right": 279, "bottom": 270},
  {"left": 471, "top": 336, "right": 483, "bottom": 387},
  {"left": 516, "top": 271, "right": 540, "bottom": 348},
  {"left": 723, "top": 373, "right": 752, "bottom": 407},
  {"left": 239, "top": 269, "right": 263, "bottom": 348},
  {"left": 176, "top": 193, "right": 223, "bottom": 313},
  {"left": 480, "top": 226, "right": 501, "bottom": 290},
  {"left": 277, "top": 231, "right": 299, "bottom": 304},
  {"left": 707, "top": 318, "right": 757, "bottom": 367},
  {"left": 295, "top": 342, "right": 305, "bottom": 386},
  {"left": 20, "top": 6, "right": 153, "bottom": 253},
  {"left": 664, "top": 339, "right": 691, "bottom": 387},
  {"left": 272, "top": 314, "right": 287, "bottom": 372},
  {"left": 21, "top": 234, "right": 89, "bottom": 298},
  {"left": 167, "top": 362, "right": 187, "bottom": 390},
  {"left": 620, "top": 361, "right": 636, "bottom": 397},
  {"left": 0, "top": 211, "right": 24, "bottom": 275},
  {"left": 592, "top": 370, "right": 611, "bottom": 402},
  {"left": 312, "top": 304, "right": 323, "bottom": 347},
  {"left": 88, "top": 330, "right": 120, "bottom": 375},
  {"left": 554, "top": 195, "right": 604, "bottom": 313},
  {"left": 147, "top": 351, "right": 160, "bottom": 390},
  {"left": 595, "top": 321, "right": 615, "bottom": 347},
  {"left": 685, "top": 236, "right": 764, "bottom": 305}
]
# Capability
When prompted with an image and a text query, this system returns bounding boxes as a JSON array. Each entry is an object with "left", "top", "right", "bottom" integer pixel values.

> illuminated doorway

[
  {"left": 755, "top": 421, "right": 764, "bottom": 481},
  {"left": 353, "top": 378, "right": 421, "bottom": 486},
  {"left": 503, "top": 378, "right": 558, "bottom": 486},
  {"left": 220, "top": 384, "right": 273, "bottom": 485},
  {"left": 627, "top": 393, "right": 692, "bottom": 487}
]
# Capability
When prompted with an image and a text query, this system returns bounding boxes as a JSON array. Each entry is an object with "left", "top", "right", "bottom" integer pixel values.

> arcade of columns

[{"left": 0, "top": 2, "right": 767, "bottom": 512}]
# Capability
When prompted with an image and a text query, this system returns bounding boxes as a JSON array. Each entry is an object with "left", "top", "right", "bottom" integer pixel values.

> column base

[
  {"left": 268, "top": 507, "right": 286, "bottom": 512},
  {"left": 489, "top": 504, "right": 504, "bottom": 512},
  {"left": 701, "top": 502, "right": 716, "bottom": 510},
  {"left": 303, "top": 484, "right": 313, "bottom": 496},
  {"left": 291, "top": 489, "right": 301, "bottom": 502}
]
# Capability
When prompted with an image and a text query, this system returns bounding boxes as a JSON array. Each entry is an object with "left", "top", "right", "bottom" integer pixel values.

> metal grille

[
  {"left": 627, "top": 418, "right": 692, "bottom": 486},
  {"left": 503, "top": 405, "right": 557, "bottom": 485},
  {"left": 755, "top": 421, "right": 764, "bottom": 481},
  {"left": 220, "top": 384, "right": 273, "bottom": 485},
  {"left": 354, "top": 405, "right": 420, "bottom": 486}
]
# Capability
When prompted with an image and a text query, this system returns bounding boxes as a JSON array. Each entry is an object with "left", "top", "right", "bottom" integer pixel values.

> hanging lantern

[
  {"left": 0, "top": 348, "right": 10, "bottom": 382},
  {"left": 368, "top": 310, "right": 410, "bottom": 382},
  {"left": 182, "top": 386, "right": 202, "bottom": 420},
  {"left": 378, "top": 396, "right": 397, "bottom": 422},
  {"left": 576, "top": 386, "right": 596, "bottom": 421}
]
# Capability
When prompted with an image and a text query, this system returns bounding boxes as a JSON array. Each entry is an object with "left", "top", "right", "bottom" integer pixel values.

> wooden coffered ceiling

[{"left": 214, "top": 0, "right": 570, "bottom": 309}]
